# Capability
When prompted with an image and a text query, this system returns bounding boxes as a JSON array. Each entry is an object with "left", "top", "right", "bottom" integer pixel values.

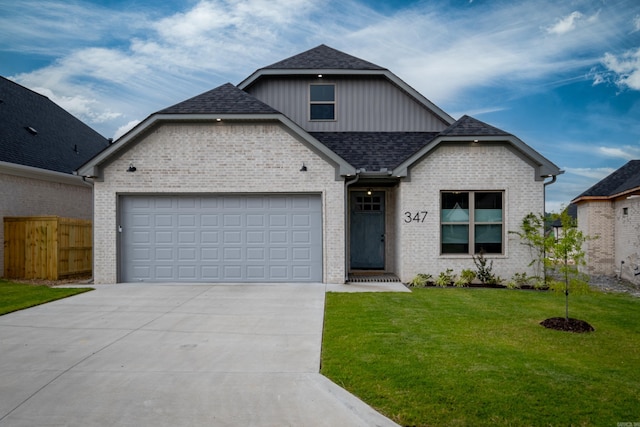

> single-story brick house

[
  {"left": 572, "top": 160, "right": 640, "bottom": 283},
  {"left": 0, "top": 76, "right": 109, "bottom": 276},
  {"left": 78, "top": 45, "right": 562, "bottom": 284}
]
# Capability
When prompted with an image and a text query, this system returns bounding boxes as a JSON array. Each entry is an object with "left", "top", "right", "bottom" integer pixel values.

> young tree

[
  {"left": 548, "top": 209, "right": 591, "bottom": 320},
  {"left": 512, "top": 209, "right": 592, "bottom": 321}
]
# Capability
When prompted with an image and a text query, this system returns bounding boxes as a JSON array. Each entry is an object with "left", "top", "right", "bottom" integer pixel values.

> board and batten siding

[{"left": 247, "top": 77, "right": 448, "bottom": 132}]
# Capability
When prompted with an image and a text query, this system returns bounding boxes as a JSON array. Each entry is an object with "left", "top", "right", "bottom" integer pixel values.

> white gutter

[{"left": 0, "top": 161, "right": 91, "bottom": 187}]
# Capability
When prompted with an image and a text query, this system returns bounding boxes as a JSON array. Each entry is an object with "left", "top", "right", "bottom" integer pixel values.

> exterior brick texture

[
  {"left": 92, "top": 122, "right": 345, "bottom": 284},
  {"left": 578, "top": 197, "right": 640, "bottom": 284},
  {"left": 0, "top": 172, "right": 93, "bottom": 274},
  {"left": 394, "top": 144, "right": 545, "bottom": 283}
]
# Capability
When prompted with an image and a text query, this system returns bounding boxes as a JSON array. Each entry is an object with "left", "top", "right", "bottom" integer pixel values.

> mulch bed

[{"left": 540, "top": 317, "right": 595, "bottom": 333}]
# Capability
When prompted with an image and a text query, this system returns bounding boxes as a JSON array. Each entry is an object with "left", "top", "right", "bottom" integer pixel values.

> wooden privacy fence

[{"left": 4, "top": 216, "right": 92, "bottom": 280}]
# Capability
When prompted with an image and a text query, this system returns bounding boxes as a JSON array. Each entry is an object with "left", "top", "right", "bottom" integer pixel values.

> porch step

[{"left": 347, "top": 273, "right": 401, "bottom": 283}]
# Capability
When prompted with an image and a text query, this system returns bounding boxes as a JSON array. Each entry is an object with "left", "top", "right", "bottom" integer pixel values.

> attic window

[
  {"left": 25, "top": 126, "right": 38, "bottom": 135},
  {"left": 310, "top": 84, "right": 335, "bottom": 121}
]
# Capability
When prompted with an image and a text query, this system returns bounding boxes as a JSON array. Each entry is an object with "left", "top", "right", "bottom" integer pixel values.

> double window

[
  {"left": 441, "top": 191, "right": 503, "bottom": 254},
  {"left": 309, "top": 84, "right": 335, "bottom": 121}
]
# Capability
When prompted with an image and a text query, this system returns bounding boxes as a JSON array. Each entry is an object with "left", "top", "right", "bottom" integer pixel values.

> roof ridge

[
  {"left": 263, "top": 44, "right": 386, "bottom": 71},
  {"left": 439, "top": 114, "right": 511, "bottom": 137},
  {"left": 157, "top": 83, "right": 280, "bottom": 115}
]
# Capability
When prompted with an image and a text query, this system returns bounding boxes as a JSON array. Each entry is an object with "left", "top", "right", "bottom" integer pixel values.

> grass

[
  {"left": 0, "top": 279, "right": 92, "bottom": 315},
  {"left": 321, "top": 288, "right": 640, "bottom": 427}
]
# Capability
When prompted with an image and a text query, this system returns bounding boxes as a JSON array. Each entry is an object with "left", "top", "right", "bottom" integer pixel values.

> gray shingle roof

[
  {"left": 440, "top": 115, "right": 510, "bottom": 137},
  {"left": 576, "top": 160, "right": 640, "bottom": 198},
  {"left": 263, "top": 44, "right": 386, "bottom": 70},
  {"left": 0, "top": 76, "right": 109, "bottom": 174},
  {"left": 158, "top": 83, "right": 280, "bottom": 115},
  {"left": 310, "top": 132, "right": 439, "bottom": 171}
]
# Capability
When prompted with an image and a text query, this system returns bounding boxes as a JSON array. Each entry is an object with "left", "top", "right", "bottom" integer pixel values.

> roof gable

[
  {"left": 263, "top": 44, "right": 385, "bottom": 70},
  {"left": 574, "top": 160, "right": 640, "bottom": 200},
  {"left": 238, "top": 45, "right": 454, "bottom": 126},
  {"left": 0, "top": 76, "right": 109, "bottom": 174},
  {"left": 158, "top": 83, "right": 280, "bottom": 115},
  {"left": 393, "top": 114, "right": 562, "bottom": 180}
]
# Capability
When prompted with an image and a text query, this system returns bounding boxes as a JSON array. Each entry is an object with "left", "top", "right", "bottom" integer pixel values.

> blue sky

[{"left": 1, "top": 0, "right": 639, "bottom": 212}]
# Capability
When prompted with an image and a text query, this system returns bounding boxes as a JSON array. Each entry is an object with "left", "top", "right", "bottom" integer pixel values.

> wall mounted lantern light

[{"left": 127, "top": 163, "right": 137, "bottom": 172}]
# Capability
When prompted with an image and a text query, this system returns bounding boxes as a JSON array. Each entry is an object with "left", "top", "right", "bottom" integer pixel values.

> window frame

[
  {"left": 309, "top": 83, "right": 336, "bottom": 121},
  {"left": 440, "top": 190, "right": 505, "bottom": 255}
]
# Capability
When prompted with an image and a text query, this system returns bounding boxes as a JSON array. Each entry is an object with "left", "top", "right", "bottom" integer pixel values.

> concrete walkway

[{"left": 0, "top": 283, "right": 400, "bottom": 426}]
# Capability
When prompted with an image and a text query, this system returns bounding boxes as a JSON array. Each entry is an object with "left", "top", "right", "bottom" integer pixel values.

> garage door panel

[{"left": 120, "top": 195, "right": 322, "bottom": 283}]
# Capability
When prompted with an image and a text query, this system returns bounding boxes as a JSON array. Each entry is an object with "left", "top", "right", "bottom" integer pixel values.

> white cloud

[
  {"left": 601, "top": 48, "right": 640, "bottom": 90},
  {"left": 599, "top": 145, "right": 640, "bottom": 160},
  {"left": 113, "top": 120, "right": 142, "bottom": 140},
  {"left": 633, "top": 15, "right": 640, "bottom": 32},
  {"left": 546, "top": 11, "right": 584, "bottom": 35},
  {"left": 563, "top": 167, "right": 615, "bottom": 180}
]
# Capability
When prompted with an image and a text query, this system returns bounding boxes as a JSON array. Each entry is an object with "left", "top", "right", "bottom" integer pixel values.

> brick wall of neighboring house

[
  {"left": 92, "top": 122, "right": 346, "bottom": 284},
  {"left": 0, "top": 172, "right": 93, "bottom": 275},
  {"left": 615, "top": 197, "right": 640, "bottom": 283},
  {"left": 577, "top": 201, "right": 615, "bottom": 276},
  {"left": 395, "top": 144, "right": 544, "bottom": 283}
]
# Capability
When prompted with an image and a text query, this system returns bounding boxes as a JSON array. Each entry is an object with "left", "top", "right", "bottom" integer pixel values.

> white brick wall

[
  {"left": 1, "top": 172, "right": 93, "bottom": 275},
  {"left": 616, "top": 197, "right": 640, "bottom": 283},
  {"left": 395, "top": 144, "right": 545, "bottom": 283},
  {"left": 577, "top": 201, "right": 615, "bottom": 276},
  {"left": 579, "top": 196, "right": 640, "bottom": 282},
  {"left": 93, "top": 122, "right": 345, "bottom": 284}
]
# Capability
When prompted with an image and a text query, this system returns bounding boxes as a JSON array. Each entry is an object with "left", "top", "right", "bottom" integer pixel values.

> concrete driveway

[{"left": 0, "top": 283, "right": 399, "bottom": 426}]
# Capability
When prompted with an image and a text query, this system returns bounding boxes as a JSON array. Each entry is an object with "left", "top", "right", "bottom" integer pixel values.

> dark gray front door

[{"left": 350, "top": 191, "right": 385, "bottom": 269}]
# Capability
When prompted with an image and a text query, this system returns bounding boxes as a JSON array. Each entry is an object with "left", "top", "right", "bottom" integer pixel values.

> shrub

[
  {"left": 506, "top": 272, "right": 533, "bottom": 289},
  {"left": 454, "top": 269, "right": 476, "bottom": 287},
  {"left": 407, "top": 273, "right": 432, "bottom": 288},
  {"left": 435, "top": 269, "right": 455, "bottom": 287},
  {"left": 472, "top": 252, "right": 500, "bottom": 285}
]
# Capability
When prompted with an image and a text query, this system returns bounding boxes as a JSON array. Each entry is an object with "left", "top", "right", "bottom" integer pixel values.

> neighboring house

[
  {"left": 571, "top": 160, "right": 640, "bottom": 282},
  {"left": 78, "top": 45, "right": 562, "bottom": 284},
  {"left": 0, "top": 76, "right": 109, "bottom": 275}
]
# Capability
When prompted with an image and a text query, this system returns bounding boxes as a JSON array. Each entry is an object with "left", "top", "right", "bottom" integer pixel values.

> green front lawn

[
  {"left": 322, "top": 288, "right": 640, "bottom": 427},
  {"left": 0, "top": 279, "right": 92, "bottom": 315}
]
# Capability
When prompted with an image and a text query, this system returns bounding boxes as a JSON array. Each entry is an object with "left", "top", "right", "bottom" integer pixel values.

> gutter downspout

[
  {"left": 344, "top": 173, "right": 360, "bottom": 283},
  {"left": 542, "top": 174, "right": 558, "bottom": 285}
]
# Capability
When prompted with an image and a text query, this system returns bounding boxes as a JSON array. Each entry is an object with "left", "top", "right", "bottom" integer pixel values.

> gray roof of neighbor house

[
  {"left": 263, "top": 44, "right": 386, "bottom": 70},
  {"left": 0, "top": 76, "right": 109, "bottom": 174},
  {"left": 573, "top": 160, "right": 640, "bottom": 201},
  {"left": 158, "top": 83, "right": 279, "bottom": 115}
]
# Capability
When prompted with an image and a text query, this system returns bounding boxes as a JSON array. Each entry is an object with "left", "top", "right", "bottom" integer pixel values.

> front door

[{"left": 350, "top": 191, "right": 385, "bottom": 269}]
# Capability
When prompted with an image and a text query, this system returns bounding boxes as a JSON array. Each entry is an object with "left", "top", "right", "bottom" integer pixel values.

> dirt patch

[{"left": 540, "top": 317, "right": 595, "bottom": 333}]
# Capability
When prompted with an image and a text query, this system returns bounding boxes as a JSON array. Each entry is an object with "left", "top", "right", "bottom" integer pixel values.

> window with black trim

[
  {"left": 310, "top": 84, "right": 335, "bottom": 120},
  {"left": 441, "top": 191, "right": 503, "bottom": 254}
]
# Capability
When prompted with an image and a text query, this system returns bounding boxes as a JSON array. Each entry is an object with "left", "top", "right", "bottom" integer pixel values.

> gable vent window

[
  {"left": 309, "top": 84, "right": 335, "bottom": 121},
  {"left": 25, "top": 126, "right": 38, "bottom": 135}
]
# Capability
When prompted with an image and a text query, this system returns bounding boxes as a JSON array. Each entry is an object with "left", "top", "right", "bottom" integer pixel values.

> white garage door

[{"left": 119, "top": 195, "right": 322, "bottom": 283}]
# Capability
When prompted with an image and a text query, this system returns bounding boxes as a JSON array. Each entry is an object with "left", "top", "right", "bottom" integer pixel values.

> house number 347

[{"left": 404, "top": 211, "right": 428, "bottom": 223}]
